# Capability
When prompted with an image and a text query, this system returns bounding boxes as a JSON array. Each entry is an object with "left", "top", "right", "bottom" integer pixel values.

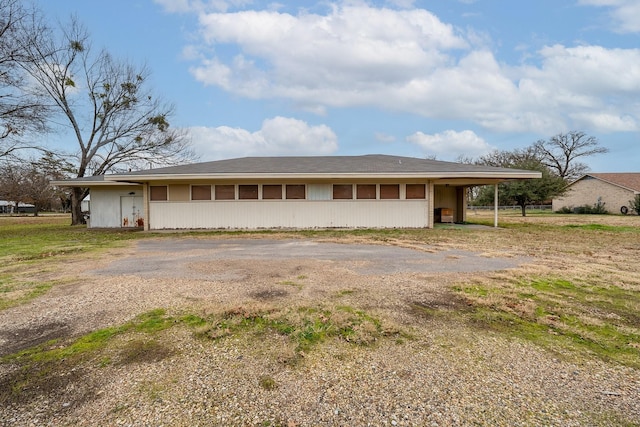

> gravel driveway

[{"left": 1, "top": 237, "right": 638, "bottom": 426}]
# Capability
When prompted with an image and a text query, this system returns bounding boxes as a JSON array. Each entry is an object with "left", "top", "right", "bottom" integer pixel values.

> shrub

[
  {"left": 573, "top": 198, "right": 608, "bottom": 214},
  {"left": 556, "top": 206, "right": 573, "bottom": 214},
  {"left": 629, "top": 194, "right": 640, "bottom": 215}
]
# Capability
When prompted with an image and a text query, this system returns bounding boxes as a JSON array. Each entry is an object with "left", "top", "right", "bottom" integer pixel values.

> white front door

[{"left": 121, "top": 196, "right": 144, "bottom": 228}]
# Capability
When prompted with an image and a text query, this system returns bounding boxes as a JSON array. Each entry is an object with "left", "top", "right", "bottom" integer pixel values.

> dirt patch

[
  {"left": 115, "top": 339, "right": 176, "bottom": 365},
  {"left": 250, "top": 288, "right": 290, "bottom": 300},
  {"left": 0, "top": 321, "right": 70, "bottom": 357}
]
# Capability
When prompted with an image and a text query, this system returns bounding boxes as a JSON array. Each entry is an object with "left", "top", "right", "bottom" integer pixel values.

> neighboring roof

[
  {"left": 0, "top": 201, "right": 35, "bottom": 207},
  {"left": 51, "top": 155, "right": 542, "bottom": 186},
  {"left": 576, "top": 173, "right": 640, "bottom": 193}
]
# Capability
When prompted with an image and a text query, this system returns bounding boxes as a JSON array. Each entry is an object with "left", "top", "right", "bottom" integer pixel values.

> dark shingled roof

[{"left": 115, "top": 154, "right": 534, "bottom": 176}]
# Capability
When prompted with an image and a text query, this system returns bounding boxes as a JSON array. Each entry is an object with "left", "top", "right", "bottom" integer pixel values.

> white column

[
  {"left": 427, "top": 181, "right": 435, "bottom": 229},
  {"left": 143, "top": 183, "right": 150, "bottom": 231},
  {"left": 494, "top": 183, "right": 499, "bottom": 228}
]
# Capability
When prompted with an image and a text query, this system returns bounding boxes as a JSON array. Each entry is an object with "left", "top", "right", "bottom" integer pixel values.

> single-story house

[
  {"left": 52, "top": 154, "right": 541, "bottom": 230},
  {"left": 0, "top": 201, "right": 36, "bottom": 214},
  {"left": 552, "top": 173, "right": 640, "bottom": 214}
]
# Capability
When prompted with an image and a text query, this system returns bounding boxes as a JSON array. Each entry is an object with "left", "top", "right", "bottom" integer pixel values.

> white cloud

[
  {"left": 406, "top": 130, "right": 494, "bottom": 159},
  {"left": 570, "top": 112, "right": 638, "bottom": 132},
  {"left": 187, "top": 117, "right": 338, "bottom": 160},
  {"left": 579, "top": 0, "right": 640, "bottom": 33},
  {"left": 191, "top": 4, "right": 467, "bottom": 98},
  {"left": 512, "top": 44, "right": 640, "bottom": 132},
  {"left": 534, "top": 45, "right": 640, "bottom": 95},
  {"left": 179, "top": 3, "right": 640, "bottom": 135}
]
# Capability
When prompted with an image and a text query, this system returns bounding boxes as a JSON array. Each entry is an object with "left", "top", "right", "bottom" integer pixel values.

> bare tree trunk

[{"left": 70, "top": 187, "right": 85, "bottom": 225}]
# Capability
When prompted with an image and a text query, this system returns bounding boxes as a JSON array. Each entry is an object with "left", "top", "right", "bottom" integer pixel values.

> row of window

[{"left": 149, "top": 184, "right": 426, "bottom": 201}]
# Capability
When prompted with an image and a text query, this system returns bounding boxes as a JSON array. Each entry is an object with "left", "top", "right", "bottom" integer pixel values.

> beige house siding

[
  {"left": 434, "top": 185, "right": 458, "bottom": 222},
  {"left": 553, "top": 177, "right": 636, "bottom": 214},
  {"left": 168, "top": 184, "right": 190, "bottom": 201},
  {"left": 143, "top": 182, "right": 471, "bottom": 229},
  {"left": 88, "top": 187, "right": 145, "bottom": 228},
  {"left": 147, "top": 181, "right": 432, "bottom": 229},
  {"left": 149, "top": 199, "right": 429, "bottom": 229}
]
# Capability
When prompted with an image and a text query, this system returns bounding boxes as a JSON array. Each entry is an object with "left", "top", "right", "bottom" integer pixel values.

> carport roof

[{"left": 52, "top": 154, "right": 542, "bottom": 186}]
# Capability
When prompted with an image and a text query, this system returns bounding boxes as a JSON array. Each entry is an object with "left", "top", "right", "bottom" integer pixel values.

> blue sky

[{"left": 35, "top": 0, "right": 639, "bottom": 172}]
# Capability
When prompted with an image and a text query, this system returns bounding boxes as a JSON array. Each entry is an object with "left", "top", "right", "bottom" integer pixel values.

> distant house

[
  {"left": 552, "top": 173, "right": 640, "bottom": 214},
  {"left": 0, "top": 201, "right": 36, "bottom": 214},
  {"left": 81, "top": 195, "right": 90, "bottom": 213},
  {"left": 52, "top": 154, "right": 541, "bottom": 230}
]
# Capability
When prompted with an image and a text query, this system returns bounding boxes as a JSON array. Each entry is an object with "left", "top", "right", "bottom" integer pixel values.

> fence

[{"left": 470, "top": 205, "right": 553, "bottom": 211}]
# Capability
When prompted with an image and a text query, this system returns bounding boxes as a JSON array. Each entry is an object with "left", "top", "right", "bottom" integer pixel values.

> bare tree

[
  {"left": 15, "top": 17, "right": 193, "bottom": 224},
  {"left": 0, "top": 0, "right": 49, "bottom": 159},
  {"left": 0, "top": 153, "right": 72, "bottom": 215},
  {"left": 476, "top": 146, "right": 541, "bottom": 168},
  {"left": 0, "top": 159, "right": 23, "bottom": 211},
  {"left": 533, "top": 131, "right": 608, "bottom": 181}
]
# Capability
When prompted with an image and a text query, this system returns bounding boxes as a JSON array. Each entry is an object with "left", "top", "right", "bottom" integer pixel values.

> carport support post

[
  {"left": 494, "top": 183, "right": 499, "bottom": 228},
  {"left": 143, "top": 183, "right": 150, "bottom": 231}
]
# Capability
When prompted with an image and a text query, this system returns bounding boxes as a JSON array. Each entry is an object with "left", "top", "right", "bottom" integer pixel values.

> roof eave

[
  {"left": 106, "top": 171, "right": 542, "bottom": 182},
  {"left": 50, "top": 179, "right": 141, "bottom": 187}
]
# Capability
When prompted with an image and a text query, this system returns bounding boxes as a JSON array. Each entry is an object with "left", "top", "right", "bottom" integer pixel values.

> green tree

[
  {"left": 14, "top": 17, "right": 193, "bottom": 224},
  {"left": 474, "top": 149, "right": 566, "bottom": 217}
]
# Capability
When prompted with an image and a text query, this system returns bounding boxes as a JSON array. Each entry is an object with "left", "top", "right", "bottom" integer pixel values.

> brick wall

[{"left": 552, "top": 177, "right": 636, "bottom": 214}]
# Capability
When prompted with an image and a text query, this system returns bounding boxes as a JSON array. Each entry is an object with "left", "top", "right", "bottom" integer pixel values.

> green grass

[
  {"left": 455, "top": 276, "right": 640, "bottom": 367},
  {"left": 258, "top": 375, "right": 278, "bottom": 390},
  {"left": 0, "top": 304, "right": 404, "bottom": 403},
  {"left": 1, "top": 309, "right": 172, "bottom": 366},
  {"left": 0, "top": 216, "right": 145, "bottom": 261},
  {"left": 563, "top": 223, "right": 639, "bottom": 233},
  {"left": 194, "top": 304, "right": 401, "bottom": 354},
  {"left": 0, "top": 216, "right": 158, "bottom": 310},
  {"left": 0, "top": 308, "right": 183, "bottom": 401},
  {"left": 0, "top": 277, "right": 54, "bottom": 310},
  {"left": 279, "top": 280, "right": 303, "bottom": 290}
]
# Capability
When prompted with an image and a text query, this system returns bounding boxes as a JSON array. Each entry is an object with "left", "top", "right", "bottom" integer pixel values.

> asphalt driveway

[{"left": 92, "top": 238, "right": 529, "bottom": 277}]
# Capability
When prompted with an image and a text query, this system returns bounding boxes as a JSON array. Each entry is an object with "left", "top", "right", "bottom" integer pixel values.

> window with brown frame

[
  {"left": 215, "top": 185, "right": 235, "bottom": 200},
  {"left": 191, "top": 185, "right": 211, "bottom": 200},
  {"left": 239, "top": 184, "right": 258, "bottom": 200},
  {"left": 380, "top": 184, "right": 400, "bottom": 199},
  {"left": 333, "top": 184, "right": 353, "bottom": 199},
  {"left": 286, "top": 184, "right": 305, "bottom": 199},
  {"left": 356, "top": 184, "right": 376, "bottom": 199},
  {"left": 406, "top": 184, "right": 426, "bottom": 199},
  {"left": 150, "top": 185, "right": 168, "bottom": 201},
  {"left": 262, "top": 184, "right": 282, "bottom": 199}
]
